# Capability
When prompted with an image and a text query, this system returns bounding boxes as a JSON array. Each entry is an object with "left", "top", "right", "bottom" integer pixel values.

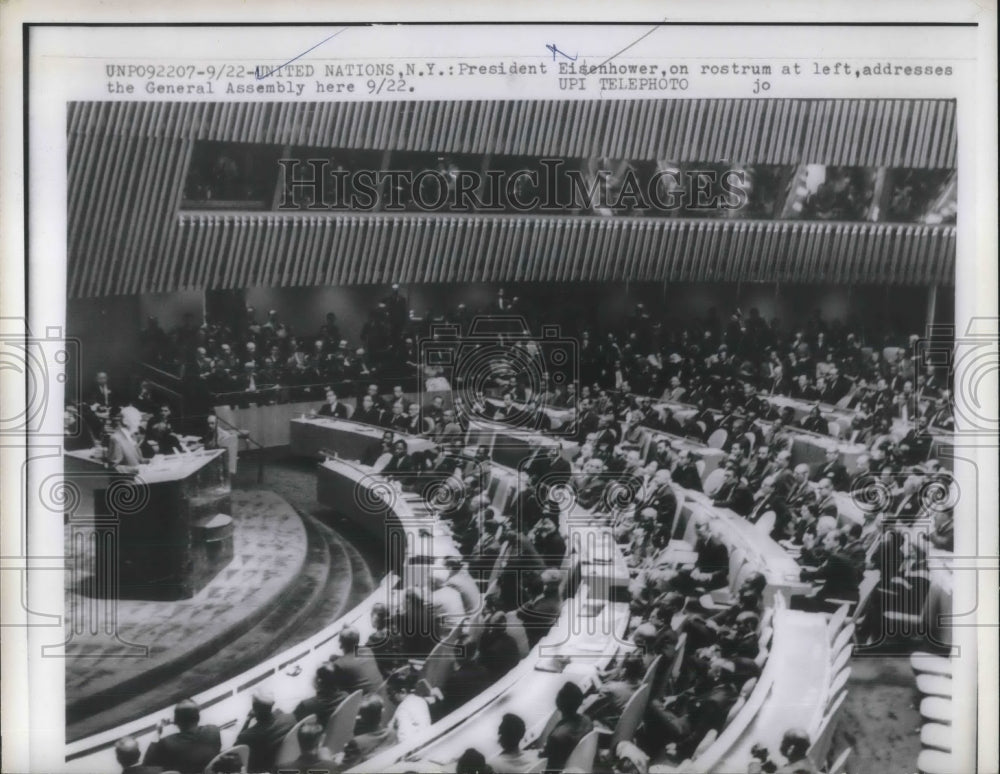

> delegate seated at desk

[{"left": 317, "top": 387, "right": 349, "bottom": 419}]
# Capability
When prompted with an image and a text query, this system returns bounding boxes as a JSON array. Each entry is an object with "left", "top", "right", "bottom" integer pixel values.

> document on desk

[{"left": 0, "top": 4, "right": 996, "bottom": 774}]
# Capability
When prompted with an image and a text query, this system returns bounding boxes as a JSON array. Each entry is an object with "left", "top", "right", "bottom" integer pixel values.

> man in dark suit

[
  {"left": 341, "top": 695, "right": 397, "bottom": 768},
  {"left": 798, "top": 530, "right": 865, "bottom": 608},
  {"left": 293, "top": 664, "right": 349, "bottom": 727},
  {"left": 234, "top": 688, "right": 295, "bottom": 774},
  {"left": 812, "top": 448, "right": 849, "bottom": 491},
  {"left": 438, "top": 644, "right": 495, "bottom": 718},
  {"left": 671, "top": 450, "right": 703, "bottom": 493},
  {"left": 742, "top": 445, "right": 772, "bottom": 491},
  {"left": 331, "top": 626, "right": 384, "bottom": 695},
  {"left": 747, "top": 475, "right": 793, "bottom": 540},
  {"left": 115, "top": 736, "right": 163, "bottom": 774},
  {"left": 352, "top": 394, "right": 383, "bottom": 426},
  {"left": 86, "top": 370, "right": 117, "bottom": 415},
  {"left": 142, "top": 699, "right": 221, "bottom": 774},
  {"left": 638, "top": 469, "right": 680, "bottom": 534},
  {"left": 799, "top": 405, "right": 828, "bottom": 434},
  {"left": 478, "top": 612, "right": 522, "bottom": 679},
  {"left": 317, "top": 387, "right": 349, "bottom": 418},
  {"left": 274, "top": 719, "right": 337, "bottom": 774},
  {"left": 516, "top": 568, "right": 563, "bottom": 647},
  {"left": 784, "top": 464, "right": 817, "bottom": 513},
  {"left": 712, "top": 467, "right": 754, "bottom": 517},
  {"left": 542, "top": 682, "right": 595, "bottom": 773}
]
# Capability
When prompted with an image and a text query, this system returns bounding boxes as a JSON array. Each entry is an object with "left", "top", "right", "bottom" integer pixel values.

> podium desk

[{"left": 67, "top": 449, "right": 232, "bottom": 600}]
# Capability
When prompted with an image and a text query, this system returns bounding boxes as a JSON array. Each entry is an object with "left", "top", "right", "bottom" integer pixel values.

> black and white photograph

[{"left": 1, "top": 11, "right": 996, "bottom": 774}]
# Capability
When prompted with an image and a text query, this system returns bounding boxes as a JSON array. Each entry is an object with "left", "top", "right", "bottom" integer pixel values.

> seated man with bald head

[
  {"left": 114, "top": 736, "right": 162, "bottom": 774},
  {"left": 142, "top": 699, "right": 221, "bottom": 774},
  {"left": 330, "top": 626, "right": 384, "bottom": 695}
]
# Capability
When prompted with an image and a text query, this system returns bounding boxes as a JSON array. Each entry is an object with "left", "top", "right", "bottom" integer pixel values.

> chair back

[
  {"left": 826, "top": 603, "right": 850, "bottom": 645},
  {"left": 277, "top": 714, "right": 317, "bottom": 765},
  {"left": 641, "top": 654, "right": 663, "bottom": 687},
  {"left": 754, "top": 510, "right": 776, "bottom": 536},
  {"left": 693, "top": 728, "right": 719, "bottom": 758},
  {"left": 832, "top": 623, "right": 855, "bottom": 660},
  {"left": 531, "top": 708, "right": 562, "bottom": 749},
  {"left": 695, "top": 459, "right": 706, "bottom": 479},
  {"left": 828, "top": 746, "right": 852, "bottom": 774},
  {"left": 806, "top": 692, "right": 846, "bottom": 769},
  {"left": 504, "top": 612, "right": 531, "bottom": 658},
  {"left": 851, "top": 571, "right": 882, "bottom": 628},
  {"left": 832, "top": 644, "right": 851, "bottom": 676},
  {"left": 422, "top": 624, "right": 463, "bottom": 691},
  {"left": 827, "top": 420, "right": 841, "bottom": 438},
  {"left": 707, "top": 428, "right": 728, "bottom": 449},
  {"left": 667, "top": 632, "right": 688, "bottom": 691},
  {"left": 202, "top": 745, "right": 249, "bottom": 774},
  {"left": 725, "top": 695, "right": 747, "bottom": 723},
  {"left": 828, "top": 666, "right": 851, "bottom": 707},
  {"left": 611, "top": 682, "right": 651, "bottom": 748},
  {"left": 563, "top": 729, "right": 600, "bottom": 772},
  {"left": 670, "top": 491, "right": 688, "bottom": 541},
  {"left": 703, "top": 468, "right": 726, "bottom": 497},
  {"left": 324, "top": 690, "right": 364, "bottom": 758}
]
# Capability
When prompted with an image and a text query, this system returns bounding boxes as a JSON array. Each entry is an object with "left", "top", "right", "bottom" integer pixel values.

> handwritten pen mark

[
  {"left": 593, "top": 19, "right": 667, "bottom": 70},
  {"left": 255, "top": 28, "right": 349, "bottom": 80},
  {"left": 546, "top": 44, "right": 578, "bottom": 62}
]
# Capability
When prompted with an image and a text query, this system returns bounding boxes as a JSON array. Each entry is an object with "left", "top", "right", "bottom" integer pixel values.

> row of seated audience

[{"left": 121, "top": 285, "right": 953, "bottom": 417}]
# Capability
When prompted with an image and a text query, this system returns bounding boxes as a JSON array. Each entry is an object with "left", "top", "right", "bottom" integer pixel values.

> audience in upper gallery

[
  {"left": 233, "top": 688, "right": 295, "bottom": 774},
  {"left": 141, "top": 699, "right": 221, "bottom": 774}
]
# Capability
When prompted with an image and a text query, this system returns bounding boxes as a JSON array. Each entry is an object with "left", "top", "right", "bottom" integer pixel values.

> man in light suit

[{"left": 107, "top": 409, "right": 147, "bottom": 472}]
